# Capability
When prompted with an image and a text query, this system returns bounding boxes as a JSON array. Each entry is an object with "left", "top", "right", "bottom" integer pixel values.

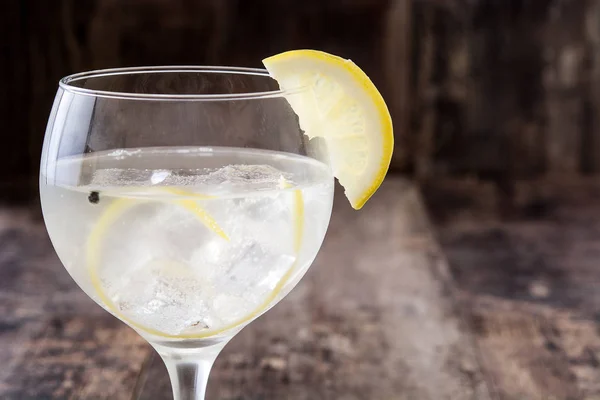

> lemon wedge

[
  {"left": 86, "top": 186, "right": 304, "bottom": 339},
  {"left": 263, "top": 49, "right": 393, "bottom": 209}
]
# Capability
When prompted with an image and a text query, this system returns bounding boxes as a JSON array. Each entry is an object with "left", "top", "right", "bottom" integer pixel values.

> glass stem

[{"left": 156, "top": 342, "right": 226, "bottom": 400}]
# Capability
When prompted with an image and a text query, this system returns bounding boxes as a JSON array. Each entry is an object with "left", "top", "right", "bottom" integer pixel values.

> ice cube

[
  {"left": 190, "top": 234, "right": 296, "bottom": 322},
  {"left": 211, "top": 293, "right": 250, "bottom": 323},
  {"left": 151, "top": 170, "right": 171, "bottom": 185},
  {"left": 112, "top": 258, "right": 215, "bottom": 335}
]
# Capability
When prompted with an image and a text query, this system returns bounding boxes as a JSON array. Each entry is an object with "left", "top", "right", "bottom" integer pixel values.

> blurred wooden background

[
  {"left": 6, "top": 2, "right": 600, "bottom": 398},
  {"left": 3, "top": 0, "right": 600, "bottom": 198}
]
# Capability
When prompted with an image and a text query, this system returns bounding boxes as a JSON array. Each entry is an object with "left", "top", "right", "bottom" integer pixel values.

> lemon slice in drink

[
  {"left": 263, "top": 50, "right": 393, "bottom": 209},
  {"left": 86, "top": 186, "right": 305, "bottom": 339}
]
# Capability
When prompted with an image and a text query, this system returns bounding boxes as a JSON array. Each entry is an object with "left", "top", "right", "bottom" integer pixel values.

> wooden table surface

[{"left": 1, "top": 177, "right": 599, "bottom": 399}]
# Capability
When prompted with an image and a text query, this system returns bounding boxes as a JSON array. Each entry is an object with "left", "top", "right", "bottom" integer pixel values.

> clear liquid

[{"left": 40, "top": 147, "right": 334, "bottom": 338}]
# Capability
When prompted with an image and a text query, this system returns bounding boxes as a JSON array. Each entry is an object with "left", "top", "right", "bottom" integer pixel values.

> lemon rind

[
  {"left": 86, "top": 186, "right": 304, "bottom": 339},
  {"left": 263, "top": 49, "right": 393, "bottom": 209}
]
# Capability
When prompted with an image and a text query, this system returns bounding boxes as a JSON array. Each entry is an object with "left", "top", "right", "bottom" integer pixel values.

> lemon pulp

[{"left": 263, "top": 49, "right": 393, "bottom": 209}]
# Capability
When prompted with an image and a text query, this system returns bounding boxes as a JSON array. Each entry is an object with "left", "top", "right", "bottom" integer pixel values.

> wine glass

[{"left": 39, "top": 66, "right": 334, "bottom": 399}]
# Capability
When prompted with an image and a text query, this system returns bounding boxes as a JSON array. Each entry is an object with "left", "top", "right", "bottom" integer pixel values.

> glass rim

[{"left": 59, "top": 65, "right": 303, "bottom": 101}]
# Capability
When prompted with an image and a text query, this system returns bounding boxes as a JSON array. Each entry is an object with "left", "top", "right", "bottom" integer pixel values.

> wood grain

[
  {"left": 384, "top": 0, "right": 413, "bottom": 170},
  {"left": 0, "top": 209, "right": 152, "bottom": 400},
  {"left": 0, "top": 179, "right": 489, "bottom": 399},
  {"left": 544, "top": 1, "right": 587, "bottom": 175},
  {"left": 432, "top": 178, "right": 600, "bottom": 400},
  {"left": 6, "top": 0, "right": 600, "bottom": 191},
  {"left": 135, "top": 179, "right": 489, "bottom": 399},
  {"left": 587, "top": 0, "right": 600, "bottom": 173}
]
